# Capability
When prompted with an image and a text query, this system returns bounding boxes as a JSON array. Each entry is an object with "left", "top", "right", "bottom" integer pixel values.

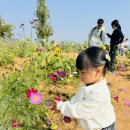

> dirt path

[{"left": 107, "top": 70, "right": 130, "bottom": 130}]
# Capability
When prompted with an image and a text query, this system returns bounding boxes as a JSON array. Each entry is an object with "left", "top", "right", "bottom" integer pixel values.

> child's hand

[{"left": 54, "top": 97, "right": 62, "bottom": 104}]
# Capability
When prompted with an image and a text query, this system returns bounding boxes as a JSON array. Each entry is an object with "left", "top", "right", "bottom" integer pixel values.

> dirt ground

[{"left": 106, "top": 70, "right": 130, "bottom": 130}]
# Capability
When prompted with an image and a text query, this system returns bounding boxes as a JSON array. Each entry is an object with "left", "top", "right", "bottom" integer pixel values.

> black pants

[
  {"left": 109, "top": 47, "right": 117, "bottom": 72},
  {"left": 102, "top": 122, "right": 116, "bottom": 130}
]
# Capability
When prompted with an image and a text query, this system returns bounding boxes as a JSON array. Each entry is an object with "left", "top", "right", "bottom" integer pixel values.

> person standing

[
  {"left": 106, "top": 20, "right": 124, "bottom": 73},
  {"left": 88, "top": 19, "right": 106, "bottom": 47}
]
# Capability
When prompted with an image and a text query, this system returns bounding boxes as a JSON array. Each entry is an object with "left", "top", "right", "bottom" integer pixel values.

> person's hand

[{"left": 117, "top": 44, "right": 121, "bottom": 48}]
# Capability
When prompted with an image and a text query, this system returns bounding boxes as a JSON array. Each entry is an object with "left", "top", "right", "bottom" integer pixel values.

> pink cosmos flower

[
  {"left": 26, "top": 88, "right": 37, "bottom": 98},
  {"left": 54, "top": 97, "right": 62, "bottom": 103},
  {"left": 124, "top": 100, "right": 130, "bottom": 107},
  {"left": 30, "top": 93, "right": 43, "bottom": 105},
  {"left": 117, "top": 88, "right": 128, "bottom": 92},
  {"left": 11, "top": 120, "right": 19, "bottom": 128},
  {"left": 115, "top": 73, "right": 120, "bottom": 76},
  {"left": 15, "top": 66, "right": 23, "bottom": 72},
  {"left": 37, "top": 47, "right": 46, "bottom": 51},
  {"left": 119, "top": 64, "right": 126, "bottom": 71},
  {"left": 124, "top": 110, "right": 129, "bottom": 117},
  {"left": 32, "top": 121, "right": 36, "bottom": 125},
  {"left": 17, "top": 98, "right": 21, "bottom": 102},
  {"left": 113, "top": 96, "right": 119, "bottom": 102},
  {"left": 48, "top": 74, "right": 57, "bottom": 82}
]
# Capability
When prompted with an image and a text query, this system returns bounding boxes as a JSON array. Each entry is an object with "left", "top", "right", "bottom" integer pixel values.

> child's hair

[{"left": 76, "top": 46, "right": 109, "bottom": 76}]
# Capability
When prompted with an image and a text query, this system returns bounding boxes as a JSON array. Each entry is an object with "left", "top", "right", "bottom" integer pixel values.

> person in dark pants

[{"left": 106, "top": 20, "right": 124, "bottom": 73}]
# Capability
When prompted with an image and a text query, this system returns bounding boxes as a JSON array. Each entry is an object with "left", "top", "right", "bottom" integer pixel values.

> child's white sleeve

[
  {"left": 57, "top": 91, "right": 101, "bottom": 120},
  {"left": 69, "top": 87, "right": 84, "bottom": 104}
]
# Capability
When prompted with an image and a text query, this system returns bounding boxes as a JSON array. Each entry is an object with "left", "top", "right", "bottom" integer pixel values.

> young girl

[
  {"left": 55, "top": 46, "right": 116, "bottom": 130},
  {"left": 106, "top": 20, "right": 124, "bottom": 73}
]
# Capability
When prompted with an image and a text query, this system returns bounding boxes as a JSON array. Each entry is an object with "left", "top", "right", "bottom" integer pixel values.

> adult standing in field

[
  {"left": 106, "top": 20, "right": 124, "bottom": 73},
  {"left": 88, "top": 19, "right": 106, "bottom": 47}
]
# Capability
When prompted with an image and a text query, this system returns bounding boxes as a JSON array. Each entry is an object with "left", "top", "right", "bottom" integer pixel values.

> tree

[
  {"left": 0, "top": 18, "right": 13, "bottom": 38},
  {"left": 36, "top": 0, "right": 53, "bottom": 39}
]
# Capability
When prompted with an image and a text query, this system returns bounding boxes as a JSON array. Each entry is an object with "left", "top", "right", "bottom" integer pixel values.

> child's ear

[{"left": 96, "top": 67, "right": 103, "bottom": 74}]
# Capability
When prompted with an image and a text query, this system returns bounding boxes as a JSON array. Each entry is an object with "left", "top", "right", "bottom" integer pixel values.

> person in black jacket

[{"left": 106, "top": 20, "right": 124, "bottom": 73}]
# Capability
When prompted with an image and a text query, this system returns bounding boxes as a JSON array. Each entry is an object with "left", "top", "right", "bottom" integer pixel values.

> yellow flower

[
  {"left": 50, "top": 124, "right": 58, "bottom": 130},
  {"left": 55, "top": 47, "right": 61, "bottom": 56},
  {"left": 101, "top": 45, "right": 107, "bottom": 51}
]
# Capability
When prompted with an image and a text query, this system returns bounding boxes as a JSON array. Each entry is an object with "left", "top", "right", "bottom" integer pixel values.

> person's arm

[
  {"left": 88, "top": 28, "right": 93, "bottom": 46},
  {"left": 106, "top": 33, "right": 112, "bottom": 38},
  {"left": 57, "top": 88, "right": 101, "bottom": 120},
  {"left": 118, "top": 30, "right": 124, "bottom": 44},
  {"left": 101, "top": 31, "right": 106, "bottom": 44},
  {"left": 57, "top": 98, "right": 101, "bottom": 120}
]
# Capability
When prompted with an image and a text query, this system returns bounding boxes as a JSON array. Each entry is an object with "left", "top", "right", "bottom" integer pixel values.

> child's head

[{"left": 76, "top": 46, "right": 109, "bottom": 85}]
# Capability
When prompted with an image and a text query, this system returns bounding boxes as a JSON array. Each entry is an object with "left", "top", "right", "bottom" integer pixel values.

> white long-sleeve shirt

[
  {"left": 57, "top": 79, "right": 116, "bottom": 130},
  {"left": 88, "top": 26, "right": 106, "bottom": 47}
]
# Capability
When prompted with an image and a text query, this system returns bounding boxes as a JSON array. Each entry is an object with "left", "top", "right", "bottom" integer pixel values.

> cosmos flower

[
  {"left": 30, "top": 93, "right": 43, "bottom": 105},
  {"left": 63, "top": 116, "right": 71, "bottom": 123},
  {"left": 56, "top": 71, "right": 66, "bottom": 78},
  {"left": 48, "top": 74, "right": 57, "bottom": 82},
  {"left": 119, "top": 64, "right": 126, "bottom": 71},
  {"left": 11, "top": 120, "right": 19, "bottom": 128},
  {"left": 15, "top": 66, "right": 23, "bottom": 72},
  {"left": 54, "top": 97, "right": 62, "bottom": 103},
  {"left": 113, "top": 96, "right": 119, "bottom": 102},
  {"left": 26, "top": 88, "right": 37, "bottom": 98},
  {"left": 37, "top": 47, "right": 46, "bottom": 51}
]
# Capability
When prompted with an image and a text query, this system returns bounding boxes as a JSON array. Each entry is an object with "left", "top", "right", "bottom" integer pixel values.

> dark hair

[
  {"left": 76, "top": 46, "right": 109, "bottom": 76},
  {"left": 111, "top": 20, "right": 121, "bottom": 29},
  {"left": 97, "top": 19, "right": 104, "bottom": 24}
]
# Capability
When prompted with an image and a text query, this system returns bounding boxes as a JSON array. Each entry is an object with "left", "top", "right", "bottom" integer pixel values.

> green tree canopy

[
  {"left": 0, "top": 18, "right": 13, "bottom": 38},
  {"left": 36, "top": 0, "right": 53, "bottom": 39}
]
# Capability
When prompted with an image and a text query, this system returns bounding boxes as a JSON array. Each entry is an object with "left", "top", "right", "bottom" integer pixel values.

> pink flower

[
  {"left": 124, "top": 110, "right": 129, "bottom": 117},
  {"left": 26, "top": 88, "right": 37, "bottom": 98},
  {"left": 113, "top": 96, "right": 119, "bottom": 102},
  {"left": 30, "top": 93, "right": 43, "bottom": 105},
  {"left": 15, "top": 66, "right": 23, "bottom": 72},
  {"left": 32, "top": 121, "right": 36, "bottom": 125},
  {"left": 11, "top": 120, "right": 19, "bottom": 128},
  {"left": 37, "top": 47, "right": 46, "bottom": 51},
  {"left": 17, "top": 98, "right": 21, "bottom": 101},
  {"left": 115, "top": 73, "right": 120, "bottom": 76},
  {"left": 124, "top": 100, "right": 130, "bottom": 107},
  {"left": 54, "top": 97, "right": 62, "bottom": 103},
  {"left": 117, "top": 88, "right": 128, "bottom": 92},
  {"left": 119, "top": 64, "right": 126, "bottom": 71},
  {"left": 48, "top": 74, "right": 57, "bottom": 82}
]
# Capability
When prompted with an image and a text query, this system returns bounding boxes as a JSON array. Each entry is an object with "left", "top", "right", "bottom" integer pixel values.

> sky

[{"left": 0, "top": 0, "right": 130, "bottom": 43}]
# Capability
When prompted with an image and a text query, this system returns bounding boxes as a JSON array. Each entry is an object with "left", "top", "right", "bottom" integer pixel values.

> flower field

[{"left": 0, "top": 39, "right": 130, "bottom": 130}]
